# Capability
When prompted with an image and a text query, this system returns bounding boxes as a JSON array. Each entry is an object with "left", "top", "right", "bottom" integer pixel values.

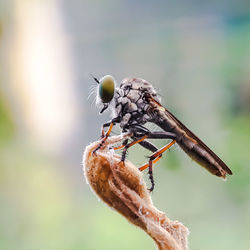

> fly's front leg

[
  {"left": 100, "top": 116, "right": 121, "bottom": 138},
  {"left": 101, "top": 121, "right": 112, "bottom": 138},
  {"left": 93, "top": 117, "right": 120, "bottom": 155}
]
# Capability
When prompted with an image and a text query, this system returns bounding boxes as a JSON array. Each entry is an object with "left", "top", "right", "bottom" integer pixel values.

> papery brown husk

[{"left": 83, "top": 135, "right": 189, "bottom": 250}]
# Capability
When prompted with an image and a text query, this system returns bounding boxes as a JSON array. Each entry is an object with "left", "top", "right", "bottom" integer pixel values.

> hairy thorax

[{"left": 112, "top": 78, "right": 160, "bottom": 130}]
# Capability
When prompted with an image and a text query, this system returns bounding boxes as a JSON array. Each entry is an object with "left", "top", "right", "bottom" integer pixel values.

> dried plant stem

[{"left": 83, "top": 134, "right": 189, "bottom": 250}]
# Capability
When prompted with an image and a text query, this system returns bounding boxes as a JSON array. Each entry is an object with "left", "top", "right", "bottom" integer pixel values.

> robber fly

[{"left": 92, "top": 75, "right": 232, "bottom": 191}]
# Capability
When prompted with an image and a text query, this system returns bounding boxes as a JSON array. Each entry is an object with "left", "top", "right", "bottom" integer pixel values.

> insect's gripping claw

[
  {"left": 119, "top": 159, "right": 126, "bottom": 167},
  {"left": 148, "top": 185, "right": 154, "bottom": 193},
  {"left": 120, "top": 154, "right": 126, "bottom": 166},
  {"left": 92, "top": 122, "right": 114, "bottom": 155}
]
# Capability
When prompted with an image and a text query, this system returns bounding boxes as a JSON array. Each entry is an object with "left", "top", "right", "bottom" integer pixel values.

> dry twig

[{"left": 83, "top": 134, "right": 189, "bottom": 250}]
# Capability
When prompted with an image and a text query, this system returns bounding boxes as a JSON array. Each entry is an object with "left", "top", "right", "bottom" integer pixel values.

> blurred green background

[{"left": 0, "top": 0, "right": 250, "bottom": 249}]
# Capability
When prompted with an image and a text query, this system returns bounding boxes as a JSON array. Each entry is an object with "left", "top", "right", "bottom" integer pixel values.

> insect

[{"left": 92, "top": 75, "right": 233, "bottom": 191}]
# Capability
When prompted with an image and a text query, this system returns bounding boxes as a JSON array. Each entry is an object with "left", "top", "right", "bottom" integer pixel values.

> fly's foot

[
  {"left": 147, "top": 171, "right": 155, "bottom": 192},
  {"left": 92, "top": 138, "right": 105, "bottom": 155},
  {"left": 147, "top": 180, "right": 155, "bottom": 192},
  {"left": 121, "top": 160, "right": 126, "bottom": 166},
  {"left": 147, "top": 160, "right": 155, "bottom": 192},
  {"left": 92, "top": 147, "right": 102, "bottom": 156}
]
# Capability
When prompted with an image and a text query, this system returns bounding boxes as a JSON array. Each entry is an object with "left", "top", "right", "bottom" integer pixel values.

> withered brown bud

[{"left": 83, "top": 134, "right": 189, "bottom": 250}]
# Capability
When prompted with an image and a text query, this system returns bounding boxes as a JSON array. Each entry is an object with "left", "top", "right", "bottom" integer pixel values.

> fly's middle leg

[{"left": 120, "top": 135, "right": 148, "bottom": 165}]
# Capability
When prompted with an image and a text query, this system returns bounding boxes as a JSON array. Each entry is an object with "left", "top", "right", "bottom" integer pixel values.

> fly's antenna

[{"left": 90, "top": 73, "right": 100, "bottom": 84}]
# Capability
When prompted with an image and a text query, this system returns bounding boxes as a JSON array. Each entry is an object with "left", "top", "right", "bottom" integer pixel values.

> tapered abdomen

[{"left": 151, "top": 104, "right": 232, "bottom": 178}]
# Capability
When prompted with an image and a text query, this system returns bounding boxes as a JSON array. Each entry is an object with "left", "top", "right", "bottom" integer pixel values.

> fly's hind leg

[
  {"left": 140, "top": 140, "right": 177, "bottom": 192},
  {"left": 137, "top": 139, "right": 162, "bottom": 192},
  {"left": 136, "top": 130, "right": 177, "bottom": 192}
]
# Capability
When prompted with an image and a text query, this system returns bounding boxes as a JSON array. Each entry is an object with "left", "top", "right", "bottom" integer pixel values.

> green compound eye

[{"left": 98, "top": 75, "right": 115, "bottom": 103}]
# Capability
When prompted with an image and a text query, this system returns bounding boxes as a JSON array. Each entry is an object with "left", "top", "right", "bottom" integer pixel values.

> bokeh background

[{"left": 1, "top": 1, "right": 250, "bottom": 249}]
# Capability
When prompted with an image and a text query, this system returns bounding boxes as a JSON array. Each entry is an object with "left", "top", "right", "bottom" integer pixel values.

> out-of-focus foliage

[
  {"left": 0, "top": 92, "right": 14, "bottom": 146},
  {"left": 0, "top": 1, "right": 250, "bottom": 250}
]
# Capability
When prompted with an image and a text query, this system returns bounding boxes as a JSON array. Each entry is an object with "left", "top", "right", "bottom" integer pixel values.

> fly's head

[{"left": 92, "top": 75, "right": 116, "bottom": 114}]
